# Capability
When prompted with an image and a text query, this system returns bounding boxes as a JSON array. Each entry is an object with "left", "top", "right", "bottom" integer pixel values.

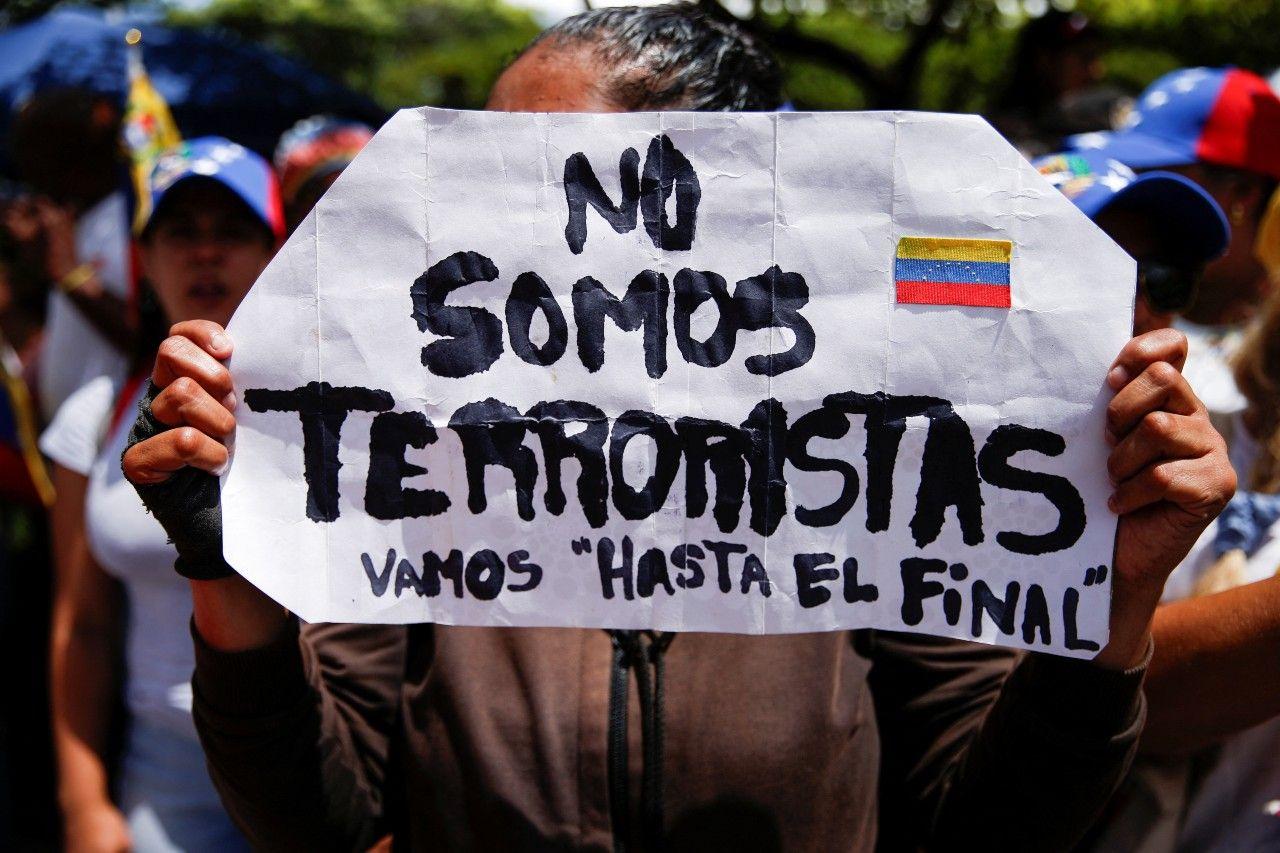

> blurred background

[
  {"left": 3, "top": 0, "right": 1279, "bottom": 129},
  {"left": 0, "top": 1, "right": 1275, "bottom": 851}
]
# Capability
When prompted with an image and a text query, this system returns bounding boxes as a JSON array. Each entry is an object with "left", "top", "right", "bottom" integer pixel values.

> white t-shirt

[
  {"left": 1089, "top": 412, "right": 1280, "bottom": 849},
  {"left": 38, "top": 192, "right": 131, "bottom": 423},
  {"left": 41, "top": 377, "right": 199, "bottom": 740},
  {"left": 1175, "top": 318, "right": 1248, "bottom": 423},
  {"left": 1176, "top": 717, "right": 1280, "bottom": 851},
  {"left": 1154, "top": 411, "right": 1280, "bottom": 849},
  {"left": 1162, "top": 416, "right": 1280, "bottom": 602}
]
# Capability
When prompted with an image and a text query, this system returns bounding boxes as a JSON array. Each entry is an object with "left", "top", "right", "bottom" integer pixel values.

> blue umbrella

[{"left": 0, "top": 7, "right": 387, "bottom": 163}]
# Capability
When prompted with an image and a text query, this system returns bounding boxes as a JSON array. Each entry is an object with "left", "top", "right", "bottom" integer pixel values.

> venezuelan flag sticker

[{"left": 895, "top": 237, "right": 1012, "bottom": 309}]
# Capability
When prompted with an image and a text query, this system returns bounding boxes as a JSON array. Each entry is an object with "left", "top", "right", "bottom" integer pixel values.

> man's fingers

[
  {"left": 123, "top": 430, "right": 228, "bottom": 485},
  {"left": 1106, "top": 360, "right": 1202, "bottom": 440},
  {"left": 1107, "top": 412, "right": 1219, "bottom": 484},
  {"left": 1108, "top": 328, "right": 1189, "bottom": 390},
  {"left": 1110, "top": 455, "right": 1234, "bottom": 517},
  {"left": 151, "top": 376, "right": 236, "bottom": 436},
  {"left": 2, "top": 205, "right": 39, "bottom": 241},
  {"left": 33, "top": 196, "right": 60, "bottom": 223},
  {"left": 153, "top": 333, "right": 233, "bottom": 398}
]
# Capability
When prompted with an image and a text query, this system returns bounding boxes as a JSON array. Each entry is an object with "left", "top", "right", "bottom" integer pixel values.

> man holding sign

[{"left": 122, "top": 6, "right": 1234, "bottom": 851}]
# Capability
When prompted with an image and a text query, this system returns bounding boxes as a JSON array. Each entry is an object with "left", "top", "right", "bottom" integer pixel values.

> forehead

[
  {"left": 487, "top": 42, "right": 624, "bottom": 113},
  {"left": 153, "top": 179, "right": 253, "bottom": 223}
]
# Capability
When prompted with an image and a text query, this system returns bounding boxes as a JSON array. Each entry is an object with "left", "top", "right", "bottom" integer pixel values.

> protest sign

[{"left": 222, "top": 108, "right": 1134, "bottom": 657}]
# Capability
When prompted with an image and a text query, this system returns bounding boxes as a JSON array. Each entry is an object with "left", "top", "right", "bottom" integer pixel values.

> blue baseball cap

[
  {"left": 144, "top": 136, "right": 285, "bottom": 240},
  {"left": 1034, "top": 150, "right": 1229, "bottom": 263},
  {"left": 1066, "top": 67, "right": 1280, "bottom": 180}
]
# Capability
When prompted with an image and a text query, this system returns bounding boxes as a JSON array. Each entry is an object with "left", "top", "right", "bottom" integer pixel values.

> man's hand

[
  {"left": 2, "top": 196, "right": 42, "bottom": 244},
  {"left": 35, "top": 197, "right": 80, "bottom": 282},
  {"left": 1, "top": 196, "right": 80, "bottom": 281},
  {"left": 1099, "top": 328, "right": 1235, "bottom": 669}
]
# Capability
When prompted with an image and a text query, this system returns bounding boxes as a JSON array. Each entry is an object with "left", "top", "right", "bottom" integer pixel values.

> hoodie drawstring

[{"left": 606, "top": 629, "right": 675, "bottom": 852}]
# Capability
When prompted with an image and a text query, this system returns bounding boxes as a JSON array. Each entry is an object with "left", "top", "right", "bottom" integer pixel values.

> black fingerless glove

[{"left": 124, "top": 380, "right": 236, "bottom": 581}]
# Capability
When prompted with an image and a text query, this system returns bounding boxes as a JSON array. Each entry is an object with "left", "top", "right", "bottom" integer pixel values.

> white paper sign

[{"left": 222, "top": 108, "right": 1134, "bottom": 657}]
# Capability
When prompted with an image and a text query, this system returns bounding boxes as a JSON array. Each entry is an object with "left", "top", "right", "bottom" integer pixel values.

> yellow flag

[
  {"left": 122, "top": 29, "right": 181, "bottom": 233},
  {"left": 0, "top": 334, "right": 54, "bottom": 507},
  {"left": 1257, "top": 185, "right": 1280, "bottom": 284}
]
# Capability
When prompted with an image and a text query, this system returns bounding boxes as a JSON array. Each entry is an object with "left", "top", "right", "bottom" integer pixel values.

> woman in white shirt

[
  {"left": 1120, "top": 260, "right": 1280, "bottom": 852},
  {"left": 44, "top": 137, "right": 282, "bottom": 853}
]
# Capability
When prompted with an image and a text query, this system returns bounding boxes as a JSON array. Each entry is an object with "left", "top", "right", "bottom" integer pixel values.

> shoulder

[{"left": 39, "top": 375, "right": 120, "bottom": 475}]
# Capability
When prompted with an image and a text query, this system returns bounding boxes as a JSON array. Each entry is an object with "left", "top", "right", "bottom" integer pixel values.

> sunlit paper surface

[{"left": 222, "top": 108, "right": 1134, "bottom": 657}]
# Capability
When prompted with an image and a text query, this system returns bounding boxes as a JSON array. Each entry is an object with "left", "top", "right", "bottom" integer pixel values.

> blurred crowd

[
  {"left": 0, "top": 75, "right": 373, "bottom": 850},
  {"left": 0, "top": 5, "right": 1277, "bottom": 852}
]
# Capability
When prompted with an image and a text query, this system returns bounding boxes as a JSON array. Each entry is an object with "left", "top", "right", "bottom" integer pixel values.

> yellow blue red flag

[
  {"left": 122, "top": 29, "right": 181, "bottom": 233},
  {"left": 0, "top": 338, "right": 53, "bottom": 507},
  {"left": 895, "top": 237, "right": 1012, "bottom": 309}
]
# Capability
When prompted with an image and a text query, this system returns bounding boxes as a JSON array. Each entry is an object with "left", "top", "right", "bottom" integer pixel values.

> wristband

[
  {"left": 57, "top": 263, "right": 96, "bottom": 294},
  {"left": 124, "top": 380, "right": 236, "bottom": 581}
]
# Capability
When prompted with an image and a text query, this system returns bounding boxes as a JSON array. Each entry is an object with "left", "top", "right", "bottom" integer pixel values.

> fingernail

[
  {"left": 221, "top": 392, "right": 237, "bottom": 412},
  {"left": 1107, "top": 365, "right": 1130, "bottom": 389},
  {"left": 211, "top": 332, "right": 230, "bottom": 352},
  {"left": 1104, "top": 428, "right": 1118, "bottom": 447},
  {"left": 1107, "top": 494, "right": 1119, "bottom": 513}
]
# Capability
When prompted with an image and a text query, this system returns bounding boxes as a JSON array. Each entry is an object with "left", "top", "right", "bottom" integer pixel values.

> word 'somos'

[{"left": 415, "top": 134, "right": 812, "bottom": 381}]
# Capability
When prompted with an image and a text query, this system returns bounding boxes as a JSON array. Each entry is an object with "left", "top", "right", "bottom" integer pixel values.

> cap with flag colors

[
  {"left": 122, "top": 29, "right": 182, "bottom": 232},
  {"left": 144, "top": 137, "right": 284, "bottom": 240},
  {"left": 895, "top": 237, "right": 1012, "bottom": 308},
  {"left": 274, "top": 115, "right": 375, "bottom": 207},
  {"left": 1067, "top": 67, "right": 1280, "bottom": 181},
  {"left": 1032, "top": 149, "right": 1228, "bottom": 264}
]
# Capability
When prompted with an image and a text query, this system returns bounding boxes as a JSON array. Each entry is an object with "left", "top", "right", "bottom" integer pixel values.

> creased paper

[{"left": 222, "top": 108, "right": 1134, "bottom": 657}]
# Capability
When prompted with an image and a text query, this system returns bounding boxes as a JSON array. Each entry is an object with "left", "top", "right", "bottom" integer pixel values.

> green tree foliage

[
  {"left": 710, "top": 0, "right": 1280, "bottom": 112},
  {"left": 169, "top": 0, "right": 543, "bottom": 110},
  {"left": 9, "top": 0, "right": 1276, "bottom": 114}
]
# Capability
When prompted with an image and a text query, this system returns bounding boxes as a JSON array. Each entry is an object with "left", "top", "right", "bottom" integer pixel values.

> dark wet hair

[
  {"left": 132, "top": 282, "right": 172, "bottom": 371},
  {"left": 529, "top": 3, "right": 784, "bottom": 112}
]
